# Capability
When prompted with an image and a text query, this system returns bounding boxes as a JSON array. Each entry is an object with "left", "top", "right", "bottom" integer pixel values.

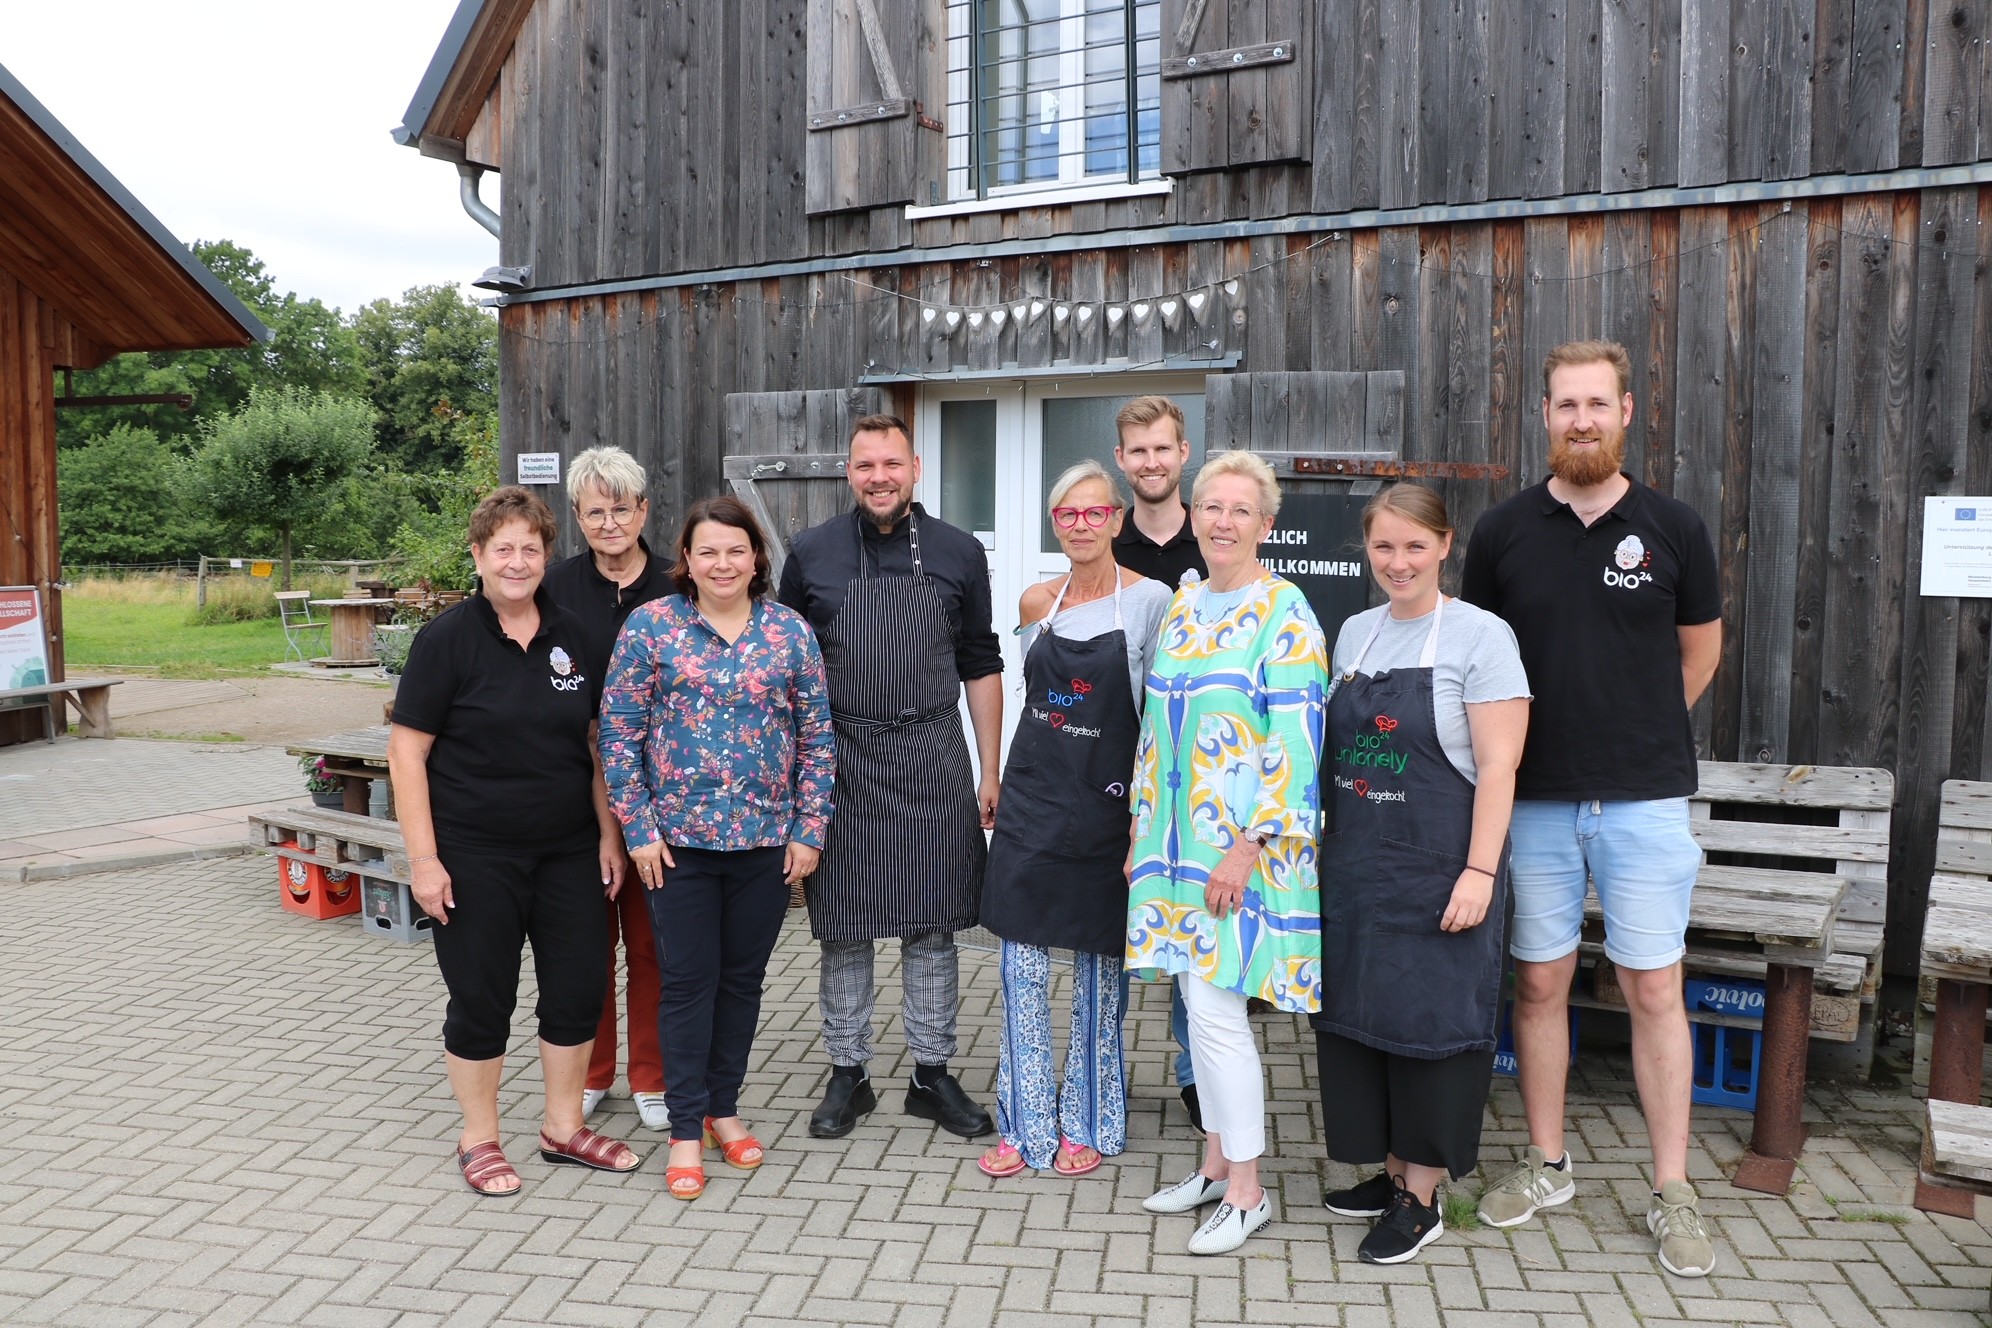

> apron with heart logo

[{"left": 979, "top": 575, "right": 1140, "bottom": 956}]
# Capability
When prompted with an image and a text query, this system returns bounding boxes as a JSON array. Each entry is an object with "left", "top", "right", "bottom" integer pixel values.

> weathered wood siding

[
  {"left": 494, "top": 0, "right": 1985, "bottom": 287},
  {"left": 0, "top": 265, "right": 95, "bottom": 746},
  {"left": 503, "top": 187, "right": 1992, "bottom": 974}
]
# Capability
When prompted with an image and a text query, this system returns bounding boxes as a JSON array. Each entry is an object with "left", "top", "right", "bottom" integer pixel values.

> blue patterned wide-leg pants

[{"left": 994, "top": 941, "right": 1126, "bottom": 1169}]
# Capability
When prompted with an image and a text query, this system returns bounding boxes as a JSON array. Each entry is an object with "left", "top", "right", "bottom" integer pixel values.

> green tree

[
  {"left": 56, "top": 425, "right": 213, "bottom": 564},
  {"left": 353, "top": 285, "right": 497, "bottom": 472},
  {"left": 182, "top": 388, "right": 377, "bottom": 588},
  {"left": 391, "top": 411, "right": 499, "bottom": 591},
  {"left": 56, "top": 240, "right": 367, "bottom": 450}
]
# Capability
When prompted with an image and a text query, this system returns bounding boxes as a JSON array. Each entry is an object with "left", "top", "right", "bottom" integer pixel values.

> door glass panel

[
  {"left": 1038, "top": 392, "right": 1203, "bottom": 551},
  {"left": 940, "top": 399, "right": 998, "bottom": 537}
]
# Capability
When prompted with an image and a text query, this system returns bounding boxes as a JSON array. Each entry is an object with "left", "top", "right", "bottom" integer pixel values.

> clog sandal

[
  {"left": 539, "top": 1126, "right": 640, "bottom": 1173},
  {"left": 702, "top": 1116, "right": 765, "bottom": 1170},
  {"left": 1052, "top": 1138, "right": 1102, "bottom": 1177},
  {"left": 978, "top": 1141, "right": 1029, "bottom": 1178},
  {"left": 456, "top": 1141, "right": 521, "bottom": 1196}
]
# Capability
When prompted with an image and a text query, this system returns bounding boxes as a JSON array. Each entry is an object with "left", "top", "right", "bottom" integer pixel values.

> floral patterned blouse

[{"left": 599, "top": 595, "right": 835, "bottom": 852}]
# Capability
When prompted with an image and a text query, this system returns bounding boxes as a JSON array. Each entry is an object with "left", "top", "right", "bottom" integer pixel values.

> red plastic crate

[{"left": 276, "top": 842, "right": 361, "bottom": 920}]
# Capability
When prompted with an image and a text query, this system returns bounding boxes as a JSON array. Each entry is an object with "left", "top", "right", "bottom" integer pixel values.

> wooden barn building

[
  {"left": 0, "top": 61, "right": 266, "bottom": 746},
  {"left": 398, "top": 0, "right": 1992, "bottom": 989}
]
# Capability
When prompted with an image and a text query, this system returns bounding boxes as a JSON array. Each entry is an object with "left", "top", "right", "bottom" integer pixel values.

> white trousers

[{"left": 1180, "top": 975, "right": 1265, "bottom": 1162}]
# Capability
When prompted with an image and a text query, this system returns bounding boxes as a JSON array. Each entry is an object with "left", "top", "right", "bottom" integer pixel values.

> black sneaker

[
  {"left": 1324, "top": 1169, "right": 1396, "bottom": 1218},
  {"left": 1357, "top": 1177, "right": 1445, "bottom": 1264},
  {"left": 1180, "top": 1084, "right": 1205, "bottom": 1136}
]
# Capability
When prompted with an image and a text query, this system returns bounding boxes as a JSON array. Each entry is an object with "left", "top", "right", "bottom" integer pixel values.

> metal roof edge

[
  {"left": 393, "top": 0, "right": 488, "bottom": 148},
  {"left": 0, "top": 59, "right": 269, "bottom": 344}
]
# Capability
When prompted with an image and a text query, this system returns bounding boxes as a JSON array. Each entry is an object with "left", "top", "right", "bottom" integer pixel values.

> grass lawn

[{"left": 61, "top": 577, "right": 297, "bottom": 677}]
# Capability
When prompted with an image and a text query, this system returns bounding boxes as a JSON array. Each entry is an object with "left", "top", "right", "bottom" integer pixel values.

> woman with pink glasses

[{"left": 977, "top": 461, "right": 1172, "bottom": 1180}]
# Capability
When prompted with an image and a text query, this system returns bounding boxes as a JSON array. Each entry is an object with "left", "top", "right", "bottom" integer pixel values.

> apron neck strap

[
  {"left": 855, "top": 508, "right": 924, "bottom": 580},
  {"left": 1045, "top": 568, "right": 1125, "bottom": 631},
  {"left": 1348, "top": 594, "right": 1446, "bottom": 675}
]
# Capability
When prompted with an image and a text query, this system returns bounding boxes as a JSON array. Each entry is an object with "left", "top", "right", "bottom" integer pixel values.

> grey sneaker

[
  {"left": 1476, "top": 1145, "right": 1576, "bottom": 1228},
  {"left": 1647, "top": 1180, "right": 1715, "bottom": 1277}
]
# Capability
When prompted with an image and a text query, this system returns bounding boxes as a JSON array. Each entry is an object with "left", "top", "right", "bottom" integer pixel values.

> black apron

[
  {"left": 981, "top": 575, "right": 1141, "bottom": 956},
  {"left": 1312, "top": 597, "right": 1509, "bottom": 1058},
  {"left": 807, "top": 511, "right": 986, "bottom": 941}
]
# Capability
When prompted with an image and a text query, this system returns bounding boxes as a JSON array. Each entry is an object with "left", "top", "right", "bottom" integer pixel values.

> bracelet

[
  {"left": 1464, "top": 864, "right": 1495, "bottom": 879},
  {"left": 411, "top": 854, "right": 439, "bottom": 865}
]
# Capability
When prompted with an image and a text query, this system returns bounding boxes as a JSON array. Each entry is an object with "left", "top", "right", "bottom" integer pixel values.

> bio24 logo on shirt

[
  {"left": 1603, "top": 534, "right": 1654, "bottom": 591},
  {"left": 548, "top": 645, "right": 587, "bottom": 692}
]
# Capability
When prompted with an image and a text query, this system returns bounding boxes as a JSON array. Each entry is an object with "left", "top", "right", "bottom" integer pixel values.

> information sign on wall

[
  {"left": 1260, "top": 491, "right": 1371, "bottom": 636},
  {"left": 1921, "top": 498, "right": 1992, "bottom": 598},
  {"left": 0, "top": 587, "right": 50, "bottom": 689},
  {"left": 517, "top": 452, "right": 562, "bottom": 485}
]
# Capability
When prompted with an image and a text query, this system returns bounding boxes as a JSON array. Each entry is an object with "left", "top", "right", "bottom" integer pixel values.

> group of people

[{"left": 386, "top": 338, "right": 1724, "bottom": 1280}]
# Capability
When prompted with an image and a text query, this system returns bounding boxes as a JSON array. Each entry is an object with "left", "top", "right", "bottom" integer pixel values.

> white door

[{"left": 917, "top": 375, "right": 1208, "bottom": 778}]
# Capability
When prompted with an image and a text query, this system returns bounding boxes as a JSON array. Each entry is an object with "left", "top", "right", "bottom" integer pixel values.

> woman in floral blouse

[{"left": 599, "top": 495, "right": 835, "bottom": 1200}]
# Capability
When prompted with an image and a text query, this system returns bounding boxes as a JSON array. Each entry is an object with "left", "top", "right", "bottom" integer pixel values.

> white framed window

[{"left": 945, "top": 0, "right": 1163, "bottom": 202}]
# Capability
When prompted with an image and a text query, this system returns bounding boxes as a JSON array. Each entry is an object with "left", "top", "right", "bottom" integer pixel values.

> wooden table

[
  {"left": 289, "top": 725, "right": 390, "bottom": 816},
  {"left": 308, "top": 598, "right": 397, "bottom": 667}
]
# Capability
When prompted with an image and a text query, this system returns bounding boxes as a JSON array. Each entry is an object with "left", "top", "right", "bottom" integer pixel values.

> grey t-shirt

[
  {"left": 1019, "top": 576, "right": 1175, "bottom": 708},
  {"left": 1331, "top": 597, "right": 1531, "bottom": 783}
]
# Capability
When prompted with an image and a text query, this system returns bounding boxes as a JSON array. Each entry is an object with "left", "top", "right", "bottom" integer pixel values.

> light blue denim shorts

[{"left": 1507, "top": 798, "right": 1701, "bottom": 970}]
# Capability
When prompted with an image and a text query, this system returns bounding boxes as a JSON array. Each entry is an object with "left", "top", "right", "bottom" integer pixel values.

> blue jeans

[
  {"left": 1120, "top": 970, "right": 1195, "bottom": 1086},
  {"left": 1508, "top": 797, "right": 1701, "bottom": 970}
]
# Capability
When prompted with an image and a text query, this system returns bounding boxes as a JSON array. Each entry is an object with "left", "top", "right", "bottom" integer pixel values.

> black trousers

[
  {"left": 644, "top": 845, "right": 790, "bottom": 1142},
  {"left": 1316, "top": 1030, "right": 1495, "bottom": 1181},
  {"left": 431, "top": 836, "right": 608, "bottom": 1060}
]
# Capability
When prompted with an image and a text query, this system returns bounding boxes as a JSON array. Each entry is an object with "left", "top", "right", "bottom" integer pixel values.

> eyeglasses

[
  {"left": 1051, "top": 504, "right": 1119, "bottom": 529},
  {"left": 1193, "top": 501, "right": 1260, "bottom": 524},
  {"left": 579, "top": 504, "right": 640, "bottom": 528}
]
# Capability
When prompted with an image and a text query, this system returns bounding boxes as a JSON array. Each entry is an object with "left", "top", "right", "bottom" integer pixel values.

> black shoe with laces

[
  {"left": 1357, "top": 1176, "right": 1445, "bottom": 1264},
  {"left": 1324, "top": 1169, "right": 1396, "bottom": 1218}
]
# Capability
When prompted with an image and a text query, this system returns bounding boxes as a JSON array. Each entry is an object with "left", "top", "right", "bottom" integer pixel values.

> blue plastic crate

[
  {"left": 1685, "top": 975, "right": 1767, "bottom": 1020},
  {"left": 1492, "top": 1000, "right": 1579, "bottom": 1078},
  {"left": 1689, "top": 1021, "right": 1761, "bottom": 1109}
]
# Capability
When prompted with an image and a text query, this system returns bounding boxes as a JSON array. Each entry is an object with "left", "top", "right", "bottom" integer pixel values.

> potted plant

[
  {"left": 301, "top": 754, "right": 344, "bottom": 808},
  {"left": 373, "top": 623, "right": 415, "bottom": 676}
]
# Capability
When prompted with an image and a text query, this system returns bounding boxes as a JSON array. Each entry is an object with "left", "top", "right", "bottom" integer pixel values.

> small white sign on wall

[
  {"left": 1921, "top": 497, "right": 1992, "bottom": 597},
  {"left": 517, "top": 452, "right": 562, "bottom": 486}
]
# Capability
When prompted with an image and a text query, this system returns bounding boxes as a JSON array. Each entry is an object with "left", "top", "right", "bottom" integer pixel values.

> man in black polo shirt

[
  {"left": 541, "top": 446, "right": 675, "bottom": 1134},
  {"left": 1462, "top": 340, "right": 1722, "bottom": 1278},
  {"left": 1109, "top": 394, "right": 1206, "bottom": 1135}
]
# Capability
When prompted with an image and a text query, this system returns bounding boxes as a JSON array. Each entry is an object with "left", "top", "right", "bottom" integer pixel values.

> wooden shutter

[
  {"left": 1159, "top": 0, "right": 1312, "bottom": 173},
  {"left": 722, "top": 387, "right": 884, "bottom": 583},
  {"left": 805, "top": 0, "right": 944, "bottom": 214}
]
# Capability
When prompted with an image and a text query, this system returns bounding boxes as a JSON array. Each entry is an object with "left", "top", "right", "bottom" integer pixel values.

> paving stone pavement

[{"left": 3, "top": 855, "right": 1989, "bottom": 1328}]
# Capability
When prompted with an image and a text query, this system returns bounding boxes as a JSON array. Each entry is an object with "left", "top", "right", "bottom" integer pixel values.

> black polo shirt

[
  {"left": 541, "top": 537, "right": 676, "bottom": 680},
  {"left": 391, "top": 588, "right": 602, "bottom": 850},
  {"left": 1461, "top": 476, "right": 1721, "bottom": 801},
  {"left": 1113, "top": 503, "right": 1206, "bottom": 591}
]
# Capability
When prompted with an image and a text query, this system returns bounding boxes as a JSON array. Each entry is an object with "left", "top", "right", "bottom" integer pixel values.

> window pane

[
  {"left": 1039, "top": 391, "right": 1204, "bottom": 552},
  {"left": 940, "top": 400, "right": 998, "bottom": 535}
]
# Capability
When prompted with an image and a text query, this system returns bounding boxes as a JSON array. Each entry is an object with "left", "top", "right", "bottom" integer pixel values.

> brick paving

[{"left": 3, "top": 853, "right": 1989, "bottom": 1327}]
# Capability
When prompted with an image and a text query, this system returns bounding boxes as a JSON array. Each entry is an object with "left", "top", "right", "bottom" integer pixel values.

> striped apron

[{"left": 806, "top": 511, "right": 986, "bottom": 941}]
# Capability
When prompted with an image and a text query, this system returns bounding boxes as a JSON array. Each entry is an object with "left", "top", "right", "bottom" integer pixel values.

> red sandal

[
  {"left": 456, "top": 1140, "right": 521, "bottom": 1196},
  {"left": 702, "top": 1116, "right": 765, "bottom": 1171},
  {"left": 539, "top": 1126, "right": 640, "bottom": 1173}
]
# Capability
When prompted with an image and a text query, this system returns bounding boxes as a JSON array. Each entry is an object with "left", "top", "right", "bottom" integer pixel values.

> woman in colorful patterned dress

[
  {"left": 599, "top": 495, "right": 836, "bottom": 1200},
  {"left": 1126, "top": 449, "right": 1331, "bottom": 1255}
]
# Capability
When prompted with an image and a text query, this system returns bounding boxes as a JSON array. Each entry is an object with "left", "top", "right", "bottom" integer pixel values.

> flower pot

[{"left": 311, "top": 789, "right": 344, "bottom": 809}]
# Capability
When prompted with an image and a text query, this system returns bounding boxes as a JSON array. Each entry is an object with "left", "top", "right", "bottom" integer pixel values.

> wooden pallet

[{"left": 248, "top": 807, "right": 410, "bottom": 883}]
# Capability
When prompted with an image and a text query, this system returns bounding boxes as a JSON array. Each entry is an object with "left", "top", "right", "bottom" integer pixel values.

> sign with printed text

[
  {"left": 1261, "top": 490, "right": 1371, "bottom": 637},
  {"left": 0, "top": 587, "right": 50, "bottom": 689},
  {"left": 516, "top": 452, "right": 562, "bottom": 485},
  {"left": 1920, "top": 497, "right": 1992, "bottom": 597}
]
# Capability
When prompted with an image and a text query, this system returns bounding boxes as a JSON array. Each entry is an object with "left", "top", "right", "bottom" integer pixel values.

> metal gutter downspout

[{"left": 457, "top": 163, "right": 500, "bottom": 237}]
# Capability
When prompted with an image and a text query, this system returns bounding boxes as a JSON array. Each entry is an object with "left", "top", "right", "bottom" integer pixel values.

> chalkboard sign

[{"left": 1260, "top": 490, "right": 1371, "bottom": 638}]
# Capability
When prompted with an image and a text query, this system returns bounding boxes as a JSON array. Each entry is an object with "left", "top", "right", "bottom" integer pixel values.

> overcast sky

[{"left": 5, "top": 0, "right": 498, "bottom": 315}]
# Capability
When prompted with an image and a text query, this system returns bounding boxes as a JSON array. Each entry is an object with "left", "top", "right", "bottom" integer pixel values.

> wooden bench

[
  {"left": 1569, "top": 761, "right": 1892, "bottom": 1195},
  {"left": 0, "top": 676, "right": 123, "bottom": 741},
  {"left": 1914, "top": 779, "right": 1992, "bottom": 1216},
  {"left": 248, "top": 806, "right": 410, "bottom": 884},
  {"left": 1920, "top": 1100, "right": 1992, "bottom": 1233}
]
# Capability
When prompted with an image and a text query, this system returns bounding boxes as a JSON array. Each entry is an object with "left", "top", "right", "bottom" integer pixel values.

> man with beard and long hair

[
  {"left": 1460, "top": 340, "right": 1723, "bottom": 1280},
  {"left": 777, "top": 415, "right": 1004, "bottom": 1142}
]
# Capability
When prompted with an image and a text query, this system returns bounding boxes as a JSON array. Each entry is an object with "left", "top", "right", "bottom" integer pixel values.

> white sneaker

[
  {"left": 1187, "top": 1193, "right": 1273, "bottom": 1254},
  {"left": 1647, "top": 1180, "right": 1717, "bottom": 1277},
  {"left": 1142, "top": 1172, "right": 1227, "bottom": 1214},
  {"left": 582, "top": 1088, "right": 608, "bottom": 1118},
  {"left": 633, "top": 1092, "right": 671, "bottom": 1131}
]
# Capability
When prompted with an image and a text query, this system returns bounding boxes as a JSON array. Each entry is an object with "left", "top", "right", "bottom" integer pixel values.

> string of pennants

[{"left": 903, "top": 276, "right": 1243, "bottom": 348}]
